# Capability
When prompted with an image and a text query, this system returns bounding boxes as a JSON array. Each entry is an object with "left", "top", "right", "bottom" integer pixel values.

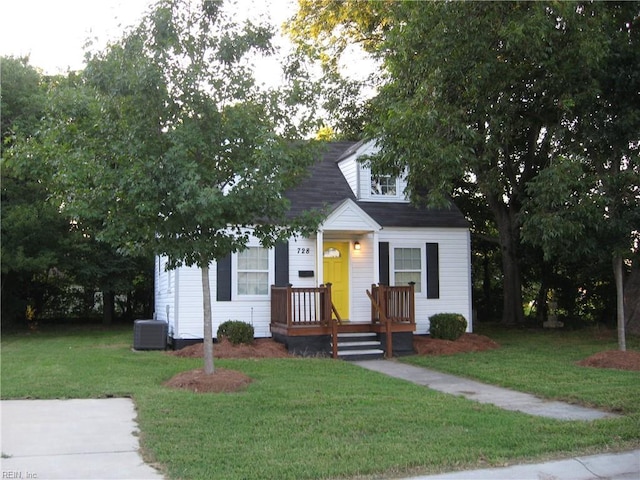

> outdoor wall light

[{"left": 354, "top": 241, "right": 361, "bottom": 251}]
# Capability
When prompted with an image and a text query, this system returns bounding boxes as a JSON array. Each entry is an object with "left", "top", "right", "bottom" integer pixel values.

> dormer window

[
  {"left": 371, "top": 174, "right": 398, "bottom": 196},
  {"left": 337, "top": 141, "right": 409, "bottom": 202}
]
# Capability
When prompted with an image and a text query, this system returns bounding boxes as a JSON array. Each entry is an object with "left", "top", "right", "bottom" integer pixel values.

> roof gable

[{"left": 321, "top": 199, "right": 381, "bottom": 233}]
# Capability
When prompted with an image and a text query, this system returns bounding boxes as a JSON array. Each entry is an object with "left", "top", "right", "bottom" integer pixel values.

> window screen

[
  {"left": 393, "top": 247, "right": 422, "bottom": 293},
  {"left": 237, "top": 247, "right": 269, "bottom": 295},
  {"left": 371, "top": 175, "right": 397, "bottom": 196}
]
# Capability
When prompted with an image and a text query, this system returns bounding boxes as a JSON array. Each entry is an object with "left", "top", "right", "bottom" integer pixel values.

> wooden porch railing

[
  {"left": 272, "top": 283, "right": 415, "bottom": 359},
  {"left": 366, "top": 283, "right": 416, "bottom": 358},
  {"left": 369, "top": 283, "right": 416, "bottom": 325},
  {"left": 271, "top": 284, "right": 334, "bottom": 328}
]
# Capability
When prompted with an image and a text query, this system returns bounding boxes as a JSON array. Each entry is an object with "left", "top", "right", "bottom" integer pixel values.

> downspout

[
  {"left": 466, "top": 229, "right": 473, "bottom": 333},
  {"left": 173, "top": 264, "right": 180, "bottom": 340}
]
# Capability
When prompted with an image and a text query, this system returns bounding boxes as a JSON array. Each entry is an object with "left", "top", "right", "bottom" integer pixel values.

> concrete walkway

[
  {"left": 354, "top": 359, "right": 619, "bottom": 420},
  {"left": 1, "top": 398, "right": 164, "bottom": 480}
]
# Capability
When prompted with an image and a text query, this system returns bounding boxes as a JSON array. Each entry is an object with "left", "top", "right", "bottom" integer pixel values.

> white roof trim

[
  {"left": 336, "top": 139, "right": 379, "bottom": 164},
  {"left": 320, "top": 198, "right": 382, "bottom": 233}
]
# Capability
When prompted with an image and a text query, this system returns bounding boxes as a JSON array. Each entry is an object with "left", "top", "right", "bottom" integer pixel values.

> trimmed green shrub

[
  {"left": 217, "top": 320, "right": 254, "bottom": 345},
  {"left": 429, "top": 313, "right": 467, "bottom": 341}
]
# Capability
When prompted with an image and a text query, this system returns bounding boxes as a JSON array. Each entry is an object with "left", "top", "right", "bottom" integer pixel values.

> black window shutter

[
  {"left": 426, "top": 243, "right": 440, "bottom": 299},
  {"left": 274, "top": 241, "right": 289, "bottom": 287},
  {"left": 379, "top": 242, "right": 390, "bottom": 285},
  {"left": 216, "top": 254, "right": 232, "bottom": 301}
]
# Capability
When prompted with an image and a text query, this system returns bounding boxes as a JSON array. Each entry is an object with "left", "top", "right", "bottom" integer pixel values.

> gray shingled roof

[{"left": 284, "top": 141, "right": 469, "bottom": 228}]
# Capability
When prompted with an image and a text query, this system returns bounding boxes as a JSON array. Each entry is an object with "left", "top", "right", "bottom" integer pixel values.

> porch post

[
  {"left": 372, "top": 231, "right": 380, "bottom": 284},
  {"left": 316, "top": 230, "right": 324, "bottom": 287}
]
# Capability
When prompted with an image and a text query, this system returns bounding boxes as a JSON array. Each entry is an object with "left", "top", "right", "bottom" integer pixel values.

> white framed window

[
  {"left": 362, "top": 165, "right": 408, "bottom": 202},
  {"left": 392, "top": 247, "right": 422, "bottom": 294},
  {"left": 371, "top": 174, "right": 398, "bottom": 196},
  {"left": 236, "top": 246, "right": 270, "bottom": 296}
]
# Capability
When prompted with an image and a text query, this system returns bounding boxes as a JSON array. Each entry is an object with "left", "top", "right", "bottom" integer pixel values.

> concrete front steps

[{"left": 332, "top": 332, "right": 384, "bottom": 361}]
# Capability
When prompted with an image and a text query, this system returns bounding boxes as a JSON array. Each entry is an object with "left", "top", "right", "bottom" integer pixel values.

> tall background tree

[
  {"left": 2, "top": 57, "right": 59, "bottom": 326},
  {"left": 288, "top": 1, "right": 640, "bottom": 330},
  {"left": 523, "top": 2, "right": 640, "bottom": 349},
  {"left": 2, "top": 58, "right": 154, "bottom": 328},
  {"left": 10, "top": 0, "right": 321, "bottom": 373}
]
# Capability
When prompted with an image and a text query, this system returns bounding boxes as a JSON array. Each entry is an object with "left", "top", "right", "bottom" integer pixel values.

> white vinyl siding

[
  {"left": 154, "top": 256, "right": 175, "bottom": 336},
  {"left": 380, "top": 228, "right": 472, "bottom": 334},
  {"left": 289, "top": 238, "right": 317, "bottom": 288},
  {"left": 349, "top": 234, "right": 376, "bottom": 323},
  {"left": 158, "top": 227, "right": 472, "bottom": 339},
  {"left": 170, "top": 263, "right": 275, "bottom": 340},
  {"left": 337, "top": 156, "right": 359, "bottom": 197}
]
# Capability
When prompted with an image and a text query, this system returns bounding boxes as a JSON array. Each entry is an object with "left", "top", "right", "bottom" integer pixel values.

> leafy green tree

[
  {"left": 1, "top": 57, "right": 45, "bottom": 144},
  {"left": 1, "top": 57, "right": 66, "bottom": 326},
  {"left": 13, "top": 0, "right": 321, "bottom": 373},
  {"left": 64, "top": 231, "right": 154, "bottom": 324},
  {"left": 369, "top": 2, "right": 619, "bottom": 325},
  {"left": 285, "top": 1, "right": 385, "bottom": 139},
  {"left": 523, "top": 2, "right": 639, "bottom": 349},
  {"left": 287, "top": 0, "right": 389, "bottom": 64},
  {"left": 290, "top": 1, "right": 639, "bottom": 327},
  {"left": 2, "top": 59, "right": 154, "bottom": 327},
  {"left": 0, "top": 168, "right": 69, "bottom": 326}
]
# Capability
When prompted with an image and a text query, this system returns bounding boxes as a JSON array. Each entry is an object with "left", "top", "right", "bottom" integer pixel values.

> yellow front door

[{"left": 323, "top": 242, "right": 349, "bottom": 321}]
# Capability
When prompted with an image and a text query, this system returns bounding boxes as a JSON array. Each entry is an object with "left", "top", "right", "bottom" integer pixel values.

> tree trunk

[
  {"left": 613, "top": 255, "right": 626, "bottom": 351},
  {"left": 102, "top": 290, "right": 115, "bottom": 325},
  {"left": 201, "top": 263, "right": 215, "bottom": 374},
  {"left": 624, "top": 262, "right": 640, "bottom": 335},
  {"left": 481, "top": 250, "right": 494, "bottom": 321},
  {"left": 501, "top": 249, "right": 525, "bottom": 325},
  {"left": 490, "top": 201, "right": 526, "bottom": 325},
  {"left": 535, "top": 282, "right": 548, "bottom": 326}
]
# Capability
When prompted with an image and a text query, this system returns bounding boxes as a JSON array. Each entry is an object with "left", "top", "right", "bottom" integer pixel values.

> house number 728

[{"left": 297, "top": 248, "right": 310, "bottom": 254}]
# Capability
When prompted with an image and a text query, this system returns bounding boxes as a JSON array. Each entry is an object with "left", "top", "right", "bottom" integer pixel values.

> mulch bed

[
  {"left": 577, "top": 350, "right": 640, "bottom": 371},
  {"left": 164, "top": 337, "right": 289, "bottom": 394},
  {"left": 167, "top": 337, "right": 291, "bottom": 359},
  {"left": 163, "top": 333, "right": 638, "bottom": 393},
  {"left": 164, "top": 367, "right": 253, "bottom": 393}
]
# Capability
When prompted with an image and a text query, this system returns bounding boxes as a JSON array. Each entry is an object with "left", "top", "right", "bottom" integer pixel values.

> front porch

[{"left": 270, "top": 283, "right": 416, "bottom": 358}]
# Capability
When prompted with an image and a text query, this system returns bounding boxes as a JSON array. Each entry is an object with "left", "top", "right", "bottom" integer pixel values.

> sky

[
  {"left": 1, "top": 0, "right": 153, "bottom": 73},
  {"left": 1, "top": 0, "right": 297, "bottom": 75}
]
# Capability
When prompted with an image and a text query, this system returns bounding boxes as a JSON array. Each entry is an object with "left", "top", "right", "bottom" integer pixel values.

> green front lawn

[
  {"left": 2, "top": 324, "right": 639, "bottom": 480},
  {"left": 403, "top": 326, "right": 640, "bottom": 414}
]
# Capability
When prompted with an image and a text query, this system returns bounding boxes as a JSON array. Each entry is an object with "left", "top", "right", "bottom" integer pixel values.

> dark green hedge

[
  {"left": 428, "top": 313, "right": 467, "bottom": 341},
  {"left": 217, "top": 320, "right": 254, "bottom": 345}
]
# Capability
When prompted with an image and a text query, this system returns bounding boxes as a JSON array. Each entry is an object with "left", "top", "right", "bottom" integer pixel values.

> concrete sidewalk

[
  {"left": 1, "top": 398, "right": 164, "bottom": 480},
  {"left": 405, "top": 449, "right": 640, "bottom": 480},
  {"left": 354, "top": 359, "right": 619, "bottom": 420}
]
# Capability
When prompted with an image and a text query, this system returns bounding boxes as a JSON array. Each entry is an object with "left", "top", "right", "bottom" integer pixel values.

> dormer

[{"left": 337, "top": 140, "right": 409, "bottom": 203}]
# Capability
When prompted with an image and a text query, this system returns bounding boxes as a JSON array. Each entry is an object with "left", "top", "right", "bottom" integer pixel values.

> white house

[{"left": 154, "top": 140, "right": 472, "bottom": 357}]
